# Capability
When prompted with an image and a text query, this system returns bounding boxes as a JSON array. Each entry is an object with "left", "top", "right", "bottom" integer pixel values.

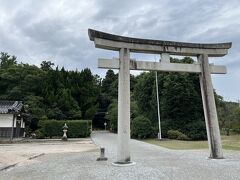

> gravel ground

[
  {"left": 1, "top": 131, "right": 240, "bottom": 180},
  {"left": 0, "top": 138, "right": 96, "bottom": 170}
]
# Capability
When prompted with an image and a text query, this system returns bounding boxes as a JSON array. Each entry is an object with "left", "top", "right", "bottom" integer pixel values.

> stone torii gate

[{"left": 88, "top": 29, "right": 232, "bottom": 165}]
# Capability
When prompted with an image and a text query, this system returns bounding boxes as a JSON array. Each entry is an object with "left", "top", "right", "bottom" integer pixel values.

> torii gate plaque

[{"left": 88, "top": 29, "right": 232, "bottom": 165}]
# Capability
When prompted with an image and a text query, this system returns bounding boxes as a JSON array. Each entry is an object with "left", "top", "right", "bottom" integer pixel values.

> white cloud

[{"left": 0, "top": 0, "right": 239, "bottom": 101}]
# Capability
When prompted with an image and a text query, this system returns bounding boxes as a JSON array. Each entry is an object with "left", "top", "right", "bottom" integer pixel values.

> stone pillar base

[
  {"left": 208, "top": 156, "right": 225, "bottom": 160},
  {"left": 112, "top": 161, "right": 136, "bottom": 167},
  {"left": 62, "top": 136, "right": 68, "bottom": 141},
  {"left": 97, "top": 157, "right": 108, "bottom": 161}
]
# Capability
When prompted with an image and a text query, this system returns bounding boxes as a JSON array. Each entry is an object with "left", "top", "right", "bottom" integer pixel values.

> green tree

[
  {"left": 40, "top": 61, "right": 54, "bottom": 71},
  {"left": 0, "top": 53, "right": 99, "bottom": 132},
  {"left": 131, "top": 116, "right": 152, "bottom": 139},
  {"left": 106, "top": 100, "right": 118, "bottom": 132},
  {"left": 0, "top": 52, "right": 17, "bottom": 69},
  {"left": 133, "top": 57, "right": 206, "bottom": 139}
]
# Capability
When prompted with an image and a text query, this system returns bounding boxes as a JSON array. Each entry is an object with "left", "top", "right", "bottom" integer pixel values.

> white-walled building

[{"left": 0, "top": 101, "right": 24, "bottom": 138}]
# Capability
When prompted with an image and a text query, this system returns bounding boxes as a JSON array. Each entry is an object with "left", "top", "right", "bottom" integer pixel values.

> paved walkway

[{"left": 1, "top": 131, "right": 240, "bottom": 180}]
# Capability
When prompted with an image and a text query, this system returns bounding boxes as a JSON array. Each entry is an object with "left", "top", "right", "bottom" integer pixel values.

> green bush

[
  {"left": 167, "top": 130, "right": 181, "bottom": 139},
  {"left": 167, "top": 130, "right": 189, "bottom": 140},
  {"left": 131, "top": 116, "right": 153, "bottom": 139},
  {"left": 232, "top": 128, "right": 240, "bottom": 134},
  {"left": 38, "top": 120, "right": 92, "bottom": 138},
  {"left": 176, "top": 133, "right": 190, "bottom": 140},
  {"left": 67, "top": 120, "right": 92, "bottom": 138},
  {"left": 34, "top": 129, "right": 45, "bottom": 139},
  {"left": 183, "top": 120, "right": 207, "bottom": 140}
]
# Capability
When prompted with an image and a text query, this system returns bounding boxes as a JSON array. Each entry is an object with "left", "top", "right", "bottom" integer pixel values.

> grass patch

[
  {"left": 221, "top": 135, "right": 240, "bottom": 151},
  {"left": 143, "top": 135, "right": 240, "bottom": 151},
  {"left": 143, "top": 139, "right": 208, "bottom": 150}
]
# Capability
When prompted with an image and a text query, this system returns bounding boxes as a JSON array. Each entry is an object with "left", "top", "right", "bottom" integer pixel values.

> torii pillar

[
  {"left": 117, "top": 48, "right": 131, "bottom": 163},
  {"left": 198, "top": 54, "right": 223, "bottom": 158},
  {"left": 88, "top": 29, "right": 232, "bottom": 163}
]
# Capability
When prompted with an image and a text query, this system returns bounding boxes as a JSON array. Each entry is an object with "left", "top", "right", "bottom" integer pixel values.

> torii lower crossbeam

[{"left": 98, "top": 58, "right": 227, "bottom": 74}]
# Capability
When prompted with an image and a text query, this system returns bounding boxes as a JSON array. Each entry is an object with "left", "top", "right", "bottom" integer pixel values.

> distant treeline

[{"left": 0, "top": 52, "right": 239, "bottom": 139}]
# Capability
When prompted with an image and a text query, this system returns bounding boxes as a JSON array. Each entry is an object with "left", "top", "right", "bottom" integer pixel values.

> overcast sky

[{"left": 0, "top": 0, "right": 239, "bottom": 101}]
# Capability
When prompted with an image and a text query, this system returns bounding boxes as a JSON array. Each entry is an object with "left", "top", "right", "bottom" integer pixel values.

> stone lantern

[{"left": 62, "top": 123, "right": 68, "bottom": 141}]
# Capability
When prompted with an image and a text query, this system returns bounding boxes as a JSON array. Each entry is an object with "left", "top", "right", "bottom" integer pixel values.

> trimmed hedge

[{"left": 38, "top": 120, "right": 92, "bottom": 138}]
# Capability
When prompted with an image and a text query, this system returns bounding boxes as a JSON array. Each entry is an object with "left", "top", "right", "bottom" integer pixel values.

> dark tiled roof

[{"left": 0, "top": 101, "right": 23, "bottom": 114}]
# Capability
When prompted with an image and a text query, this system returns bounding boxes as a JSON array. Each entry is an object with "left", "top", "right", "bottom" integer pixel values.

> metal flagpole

[{"left": 155, "top": 55, "right": 162, "bottom": 139}]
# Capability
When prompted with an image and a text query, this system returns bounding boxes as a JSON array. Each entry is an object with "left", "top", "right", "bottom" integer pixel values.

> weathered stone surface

[
  {"left": 116, "top": 48, "right": 131, "bottom": 164},
  {"left": 98, "top": 58, "right": 227, "bottom": 74},
  {"left": 89, "top": 29, "right": 232, "bottom": 56},
  {"left": 88, "top": 29, "right": 232, "bottom": 49},
  {"left": 198, "top": 54, "right": 223, "bottom": 159},
  {"left": 94, "top": 38, "right": 230, "bottom": 57}
]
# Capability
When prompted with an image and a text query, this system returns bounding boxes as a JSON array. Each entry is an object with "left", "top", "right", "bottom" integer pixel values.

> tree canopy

[
  {"left": 0, "top": 52, "right": 239, "bottom": 139},
  {"left": 0, "top": 52, "right": 100, "bottom": 133}
]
